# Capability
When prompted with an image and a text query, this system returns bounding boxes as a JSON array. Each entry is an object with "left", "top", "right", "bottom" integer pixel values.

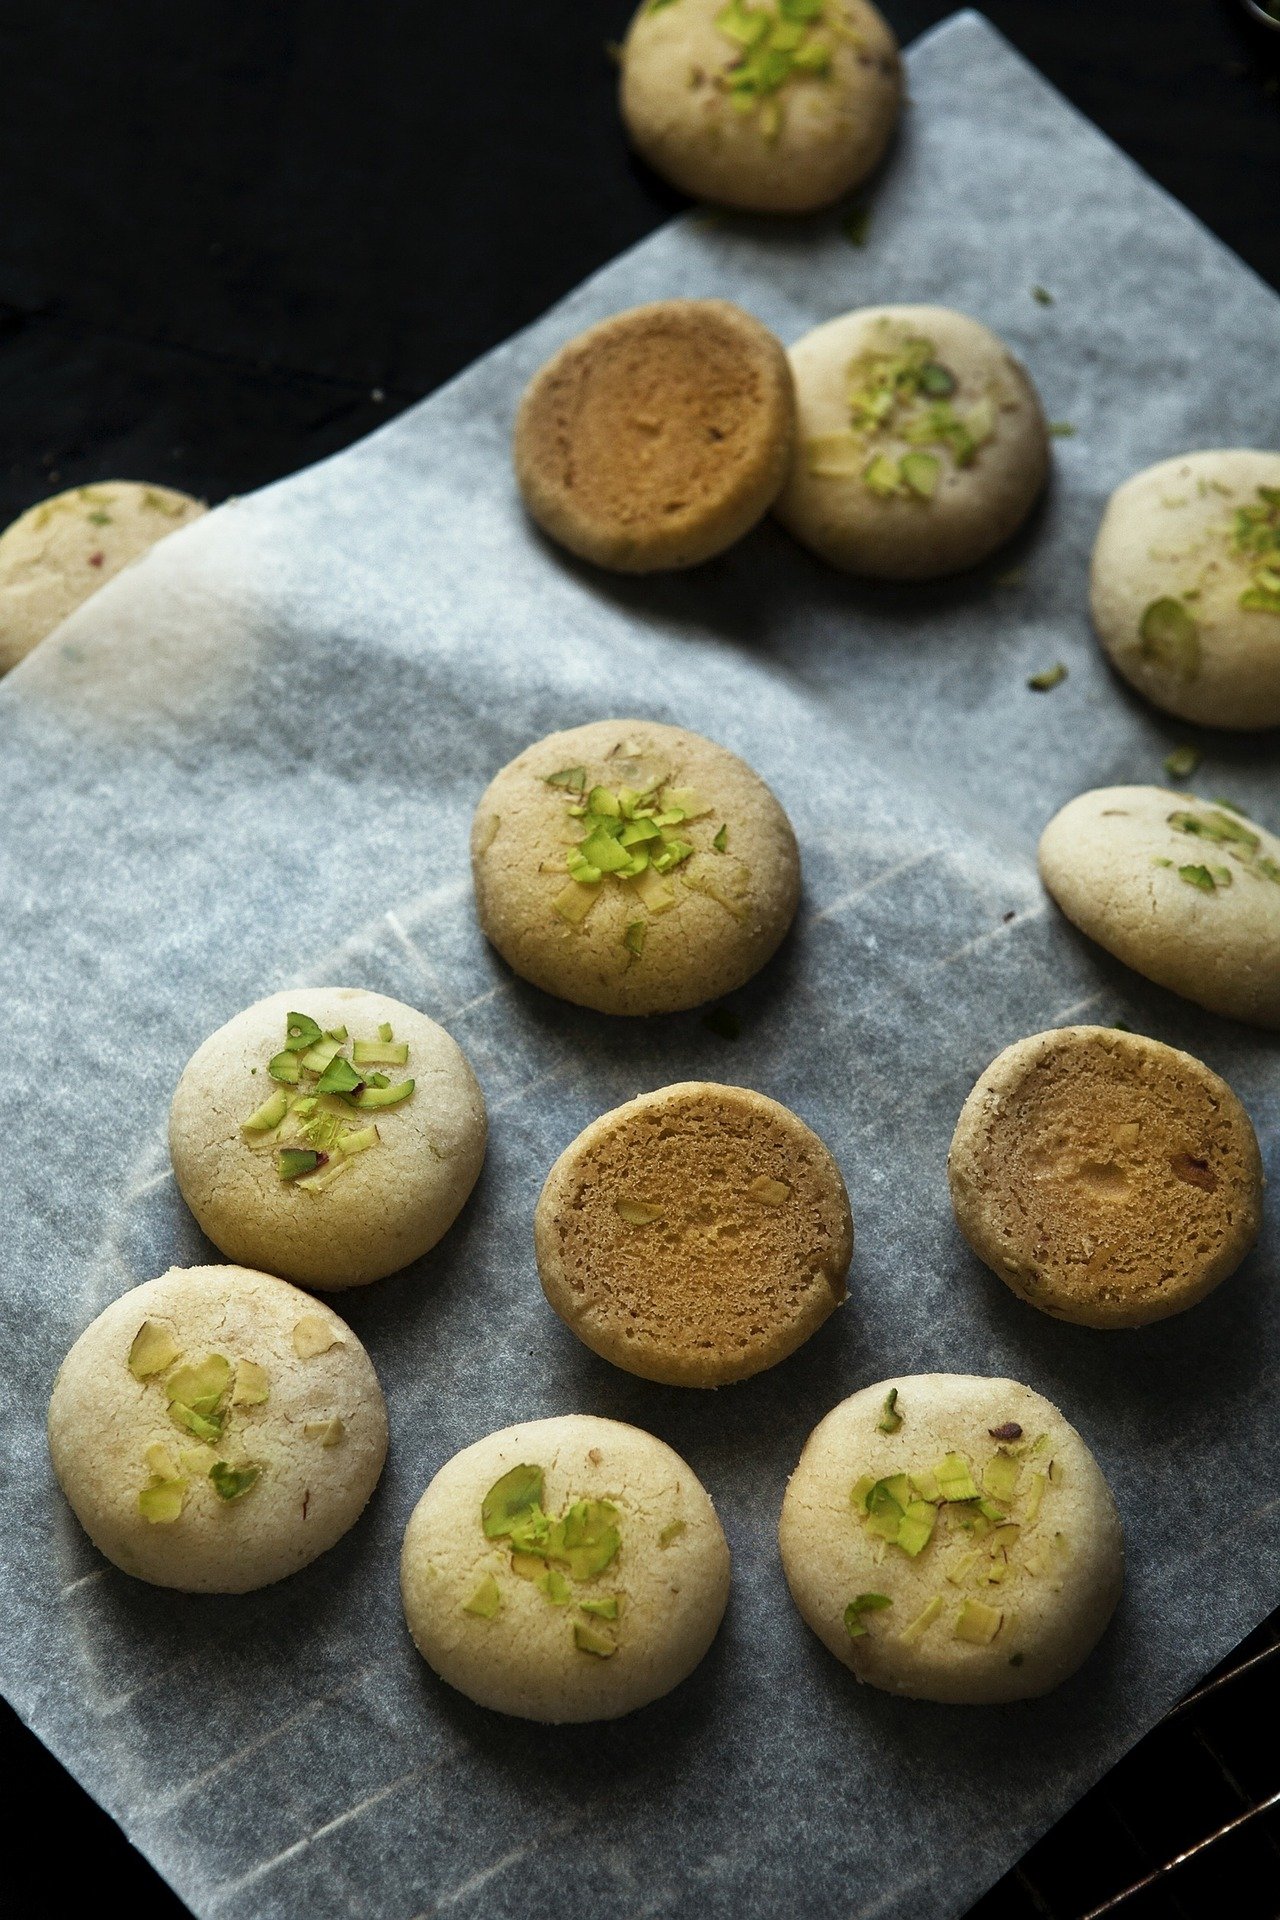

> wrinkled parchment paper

[{"left": 2, "top": 15, "right": 1277, "bottom": 1918}]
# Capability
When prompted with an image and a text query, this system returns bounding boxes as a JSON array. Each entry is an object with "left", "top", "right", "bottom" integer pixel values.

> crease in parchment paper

[{"left": 1, "top": 14, "right": 1277, "bottom": 1920}]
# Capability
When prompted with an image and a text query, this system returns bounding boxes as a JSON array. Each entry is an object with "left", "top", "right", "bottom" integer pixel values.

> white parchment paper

[{"left": 2, "top": 15, "right": 1277, "bottom": 1918}]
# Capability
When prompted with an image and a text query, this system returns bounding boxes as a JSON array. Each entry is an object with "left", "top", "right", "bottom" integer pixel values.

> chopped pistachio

[
  {"left": 537, "top": 1568, "right": 572, "bottom": 1606},
  {"left": 954, "top": 1599, "right": 1004, "bottom": 1644},
  {"left": 863, "top": 453, "right": 904, "bottom": 498},
  {"left": 898, "top": 1595, "right": 944, "bottom": 1644},
  {"left": 1167, "top": 806, "right": 1259, "bottom": 851},
  {"left": 895, "top": 1501, "right": 938, "bottom": 1558},
  {"left": 303, "top": 1418, "right": 346, "bottom": 1447},
  {"left": 900, "top": 451, "right": 941, "bottom": 499},
  {"left": 241, "top": 1089, "right": 292, "bottom": 1136},
  {"left": 353, "top": 1078, "right": 414, "bottom": 1110},
  {"left": 864, "top": 1476, "right": 908, "bottom": 1541},
  {"left": 615, "top": 1198, "right": 663, "bottom": 1225},
  {"left": 877, "top": 1387, "right": 903, "bottom": 1434},
  {"left": 128, "top": 1320, "right": 181, "bottom": 1380},
  {"left": 573, "top": 1621, "right": 617, "bottom": 1657},
  {"left": 850, "top": 1474, "right": 877, "bottom": 1514},
  {"left": 909, "top": 1467, "right": 941, "bottom": 1504},
  {"left": 165, "top": 1355, "right": 231, "bottom": 1420},
  {"left": 935, "top": 1453, "right": 980, "bottom": 1503},
  {"left": 293, "top": 1314, "right": 342, "bottom": 1359},
  {"left": 325, "top": 1026, "right": 348, "bottom": 1042},
  {"left": 1047, "top": 421, "right": 1076, "bottom": 437},
  {"left": 947, "top": 1550, "right": 981, "bottom": 1587},
  {"left": 713, "top": 824, "right": 728, "bottom": 853},
  {"left": 659, "top": 1520, "right": 687, "bottom": 1548},
  {"left": 1140, "top": 597, "right": 1200, "bottom": 680},
  {"left": 1163, "top": 744, "right": 1200, "bottom": 780},
  {"left": 629, "top": 865, "right": 677, "bottom": 913},
  {"left": 623, "top": 920, "right": 647, "bottom": 959},
  {"left": 844, "top": 1592, "right": 892, "bottom": 1638},
  {"left": 315, "top": 1055, "right": 362, "bottom": 1097},
  {"left": 1023, "top": 1472, "right": 1047, "bottom": 1523},
  {"left": 284, "top": 1012, "right": 324, "bottom": 1053},
  {"left": 209, "top": 1461, "right": 261, "bottom": 1502},
  {"left": 268, "top": 1050, "right": 303, "bottom": 1085},
  {"left": 278, "top": 1147, "right": 322, "bottom": 1181},
  {"left": 138, "top": 1478, "right": 188, "bottom": 1523},
  {"left": 336, "top": 1123, "right": 379, "bottom": 1156},
  {"left": 298, "top": 1037, "right": 343, "bottom": 1075},
  {"left": 1027, "top": 662, "right": 1068, "bottom": 691},
  {"left": 482, "top": 1463, "right": 545, "bottom": 1539},
  {"left": 559, "top": 1499, "right": 621, "bottom": 1580},
  {"left": 746, "top": 1175, "right": 790, "bottom": 1206},
  {"left": 145, "top": 1443, "right": 181, "bottom": 1478},
  {"left": 231, "top": 1361, "right": 270, "bottom": 1407},
  {"left": 1178, "top": 863, "right": 1218, "bottom": 893},
  {"left": 296, "top": 1158, "right": 350, "bottom": 1194},
  {"left": 463, "top": 1574, "right": 502, "bottom": 1619},
  {"left": 545, "top": 766, "right": 587, "bottom": 792},
  {"left": 982, "top": 1450, "right": 1020, "bottom": 1505},
  {"left": 179, "top": 1445, "right": 217, "bottom": 1474},
  {"left": 580, "top": 1595, "right": 620, "bottom": 1620},
  {"left": 351, "top": 1039, "right": 410, "bottom": 1067}
]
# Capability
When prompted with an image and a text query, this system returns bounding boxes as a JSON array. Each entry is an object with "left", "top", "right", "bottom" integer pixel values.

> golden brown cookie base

[
  {"left": 948, "top": 1027, "right": 1263, "bottom": 1328},
  {"left": 514, "top": 300, "right": 795, "bottom": 571},
  {"left": 535, "top": 1082, "right": 852, "bottom": 1385}
]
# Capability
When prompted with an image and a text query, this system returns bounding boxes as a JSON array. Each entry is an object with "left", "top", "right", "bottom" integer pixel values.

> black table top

[{"left": 2, "top": 4, "right": 1278, "bottom": 1916}]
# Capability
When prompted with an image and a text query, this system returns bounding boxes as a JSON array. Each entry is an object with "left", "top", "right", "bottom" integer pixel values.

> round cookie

[
  {"left": 472, "top": 718, "right": 801, "bottom": 1016},
  {"left": 0, "top": 481, "right": 205, "bottom": 675},
  {"left": 779, "top": 1375, "right": 1124, "bottom": 1704},
  {"left": 534, "top": 1081, "right": 852, "bottom": 1386},
  {"left": 513, "top": 300, "right": 795, "bottom": 571},
  {"left": 774, "top": 306, "right": 1049, "bottom": 579},
  {"left": 400, "top": 1414, "right": 730, "bottom": 1722},
  {"left": 948, "top": 1026, "right": 1263, "bottom": 1328},
  {"left": 619, "top": 0, "right": 901, "bottom": 215},
  {"left": 1039, "top": 786, "right": 1280, "bottom": 1030},
  {"left": 48, "top": 1265, "right": 387, "bottom": 1593},
  {"left": 170, "top": 987, "right": 487, "bottom": 1289},
  {"left": 1090, "top": 450, "right": 1280, "bottom": 731}
]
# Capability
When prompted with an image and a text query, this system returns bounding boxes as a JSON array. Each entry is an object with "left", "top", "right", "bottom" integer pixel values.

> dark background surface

[{"left": 2, "top": 2, "right": 1278, "bottom": 1915}]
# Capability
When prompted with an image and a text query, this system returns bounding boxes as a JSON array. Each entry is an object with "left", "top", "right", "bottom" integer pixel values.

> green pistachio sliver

[
  {"left": 573, "top": 1621, "right": 617, "bottom": 1657},
  {"left": 209, "top": 1461, "right": 261, "bottom": 1502},
  {"left": 1163, "top": 744, "right": 1200, "bottom": 780},
  {"left": 268, "top": 1050, "right": 302, "bottom": 1085},
  {"left": 1027, "top": 662, "right": 1067, "bottom": 691},
  {"left": 351, "top": 1039, "right": 410, "bottom": 1066},
  {"left": 278, "top": 1147, "right": 322, "bottom": 1181},
  {"left": 844, "top": 1593, "right": 892, "bottom": 1638},
  {"left": 325, "top": 1026, "right": 348, "bottom": 1042},
  {"left": 622, "top": 920, "right": 647, "bottom": 959},
  {"left": 713, "top": 824, "right": 728, "bottom": 852},
  {"left": 482, "top": 1464, "right": 545, "bottom": 1539},
  {"left": 337, "top": 1123, "right": 379, "bottom": 1156},
  {"left": 863, "top": 453, "right": 904, "bottom": 499},
  {"left": 353, "top": 1077, "right": 414, "bottom": 1110},
  {"left": 877, "top": 1388, "right": 903, "bottom": 1434},
  {"left": 283, "top": 1012, "right": 324, "bottom": 1053},
  {"left": 900, "top": 451, "right": 941, "bottom": 499},
  {"left": 659, "top": 1520, "right": 686, "bottom": 1548},
  {"left": 544, "top": 766, "right": 587, "bottom": 792},
  {"left": 241, "top": 1088, "right": 292, "bottom": 1135},
  {"left": 138, "top": 1478, "right": 188, "bottom": 1523},
  {"left": 1140, "top": 598, "right": 1200, "bottom": 680},
  {"left": 1167, "top": 807, "right": 1259, "bottom": 852},
  {"left": 298, "top": 1037, "right": 343, "bottom": 1075},
  {"left": 128, "top": 1320, "right": 181, "bottom": 1380},
  {"left": 463, "top": 1574, "right": 502, "bottom": 1619},
  {"left": 315, "top": 1055, "right": 362, "bottom": 1096}
]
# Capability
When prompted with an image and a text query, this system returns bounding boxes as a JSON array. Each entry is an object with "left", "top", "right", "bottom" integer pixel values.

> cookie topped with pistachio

[
  {"left": 619, "top": 0, "right": 901, "bottom": 215},
  {"left": 1039, "top": 786, "right": 1280, "bottom": 1030},
  {"left": 534, "top": 1081, "right": 852, "bottom": 1385},
  {"left": 400, "top": 1415, "right": 730, "bottom": 1722},
  {"left": 47, "top": 1265, "right": 387, "bottom": 1593},
  {"left": 948, "top": 1027, "right": 1263, "bottom": 1328},
  {"left": 471, "top": 719, "right": 801, "bottom": 1016},
  {"left": 1090, "top": 450, "right": 1280, "bottom": 730},
  {"left": 779, "top": 1376, "right": 1123, "bottom": 1704},
  {"left": 774, "top": 306, "right": 1049, "bottom": 579},
  {"left": 0, "top": 480, "right": 205, "bottom": 675},
  {"left": 169, "top": 987, "right": 487, "bottom": 1289}
]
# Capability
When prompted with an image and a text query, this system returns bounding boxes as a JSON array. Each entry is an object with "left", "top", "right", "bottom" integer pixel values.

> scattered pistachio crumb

[
  {"left": 1027, "top": 662, "right": 1067, "bottom": 691},
  {"left": 659, "top": 1520, "right": 686, "bottom": 1548},
  {"left": 230, "top": 1361, "right": 270, "bottom": 1407},
  {"left": 209, "top": 1461, "right": 261, "bottom": 1502},
  {"left": 128, "top": 1320, "right": 181, "bottom": 1381},
  {"left": 1163, "top": 744, "right": 1201, "bottom": 780},
  {"left": 303, "top": 1418, "right": 346, "bottom": 1448},
  {"left": 463, "top": 1574, "right": 502, "bottom": 1620},
  {"left": 713, "top": 823, "right": 728, "bottom": 853},
  {"left": 844, "top": 1593, "right": 892, "bottom": 1638},
  {"left": 1031, "top": 285, "right": 1054, "bottom": 306}
]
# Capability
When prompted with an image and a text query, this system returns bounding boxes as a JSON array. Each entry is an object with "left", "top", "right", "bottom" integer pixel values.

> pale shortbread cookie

[
  {"left": 514, "top": 300, "right": 795, "bottom": 571},
  {"left": 1090, "top": 451, "right": 1280, "bottom": 731},
  {"left": 620, "top": 0, "right": 900, "bottom": 214},
  {"left": 472, "top": 718, "right": 801, "bottom": 1015},
  {"left": 948, "top": 1027, "right": 1263, "bottom": 1328},
  {"left": 170, "top": 988, "right": 486, "bottom": 1289},
  {"left": 1039, "top": 786, "right": 1280, "bottom": 1030},
  {"left": 774, "top": 306, "right": 1049, "bottom": 579},
  {"left": 779, "top": 1375, "right": 1123, "bottom": 1704},
  {"left": 401, "top": 1415, "right": 730, "bottom": 1722},
  {"left": 48, "top": 1265, "right": 387, "bottom": 1593},
  {"left": 535, "top": 1082, "right": 852, "bottom": 1386},
  {"left": 0, "top": 481, "right": 204, "bottom": 674}
]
